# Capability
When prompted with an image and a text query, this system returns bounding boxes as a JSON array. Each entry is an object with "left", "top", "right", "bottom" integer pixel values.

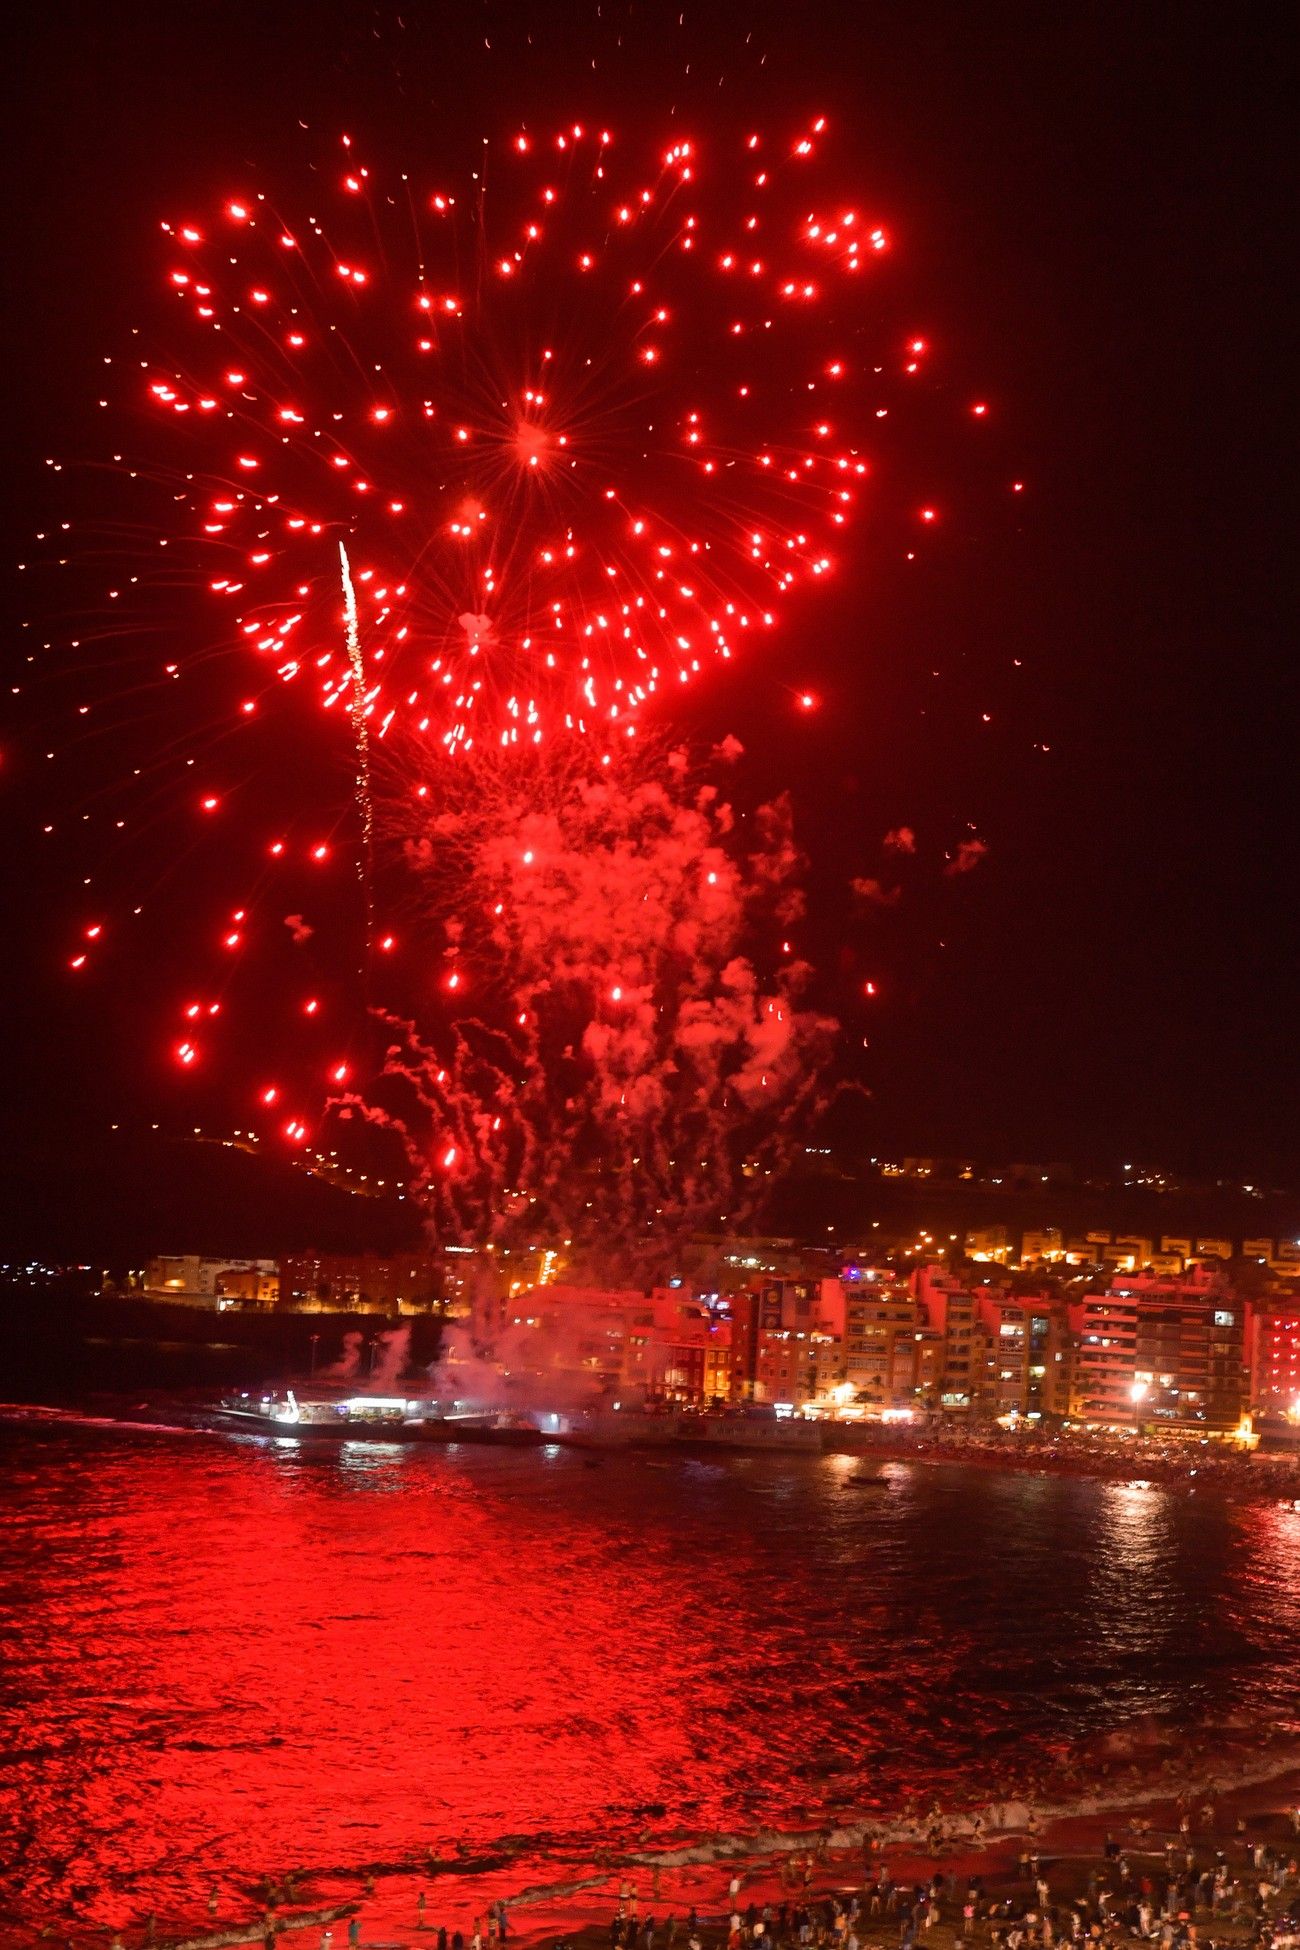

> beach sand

[{"left": 54, "top": 1722, "right": 1300, "bottom": 1950}]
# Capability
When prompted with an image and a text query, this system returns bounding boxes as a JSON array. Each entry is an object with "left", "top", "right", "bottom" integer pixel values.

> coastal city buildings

[
  {"left": 143, "top": 1255, "right": 280, "bottom": 1307},
  {"left": 279, "top": 1252, "right": 445, "bottom": 1313},
  {"left": 143, "top": 1251, "right": 455, "bottom": 1313},
  {"left": 729, "top": 1277, "right": 846, "bottom": 1408},
  {"left": 1066, "top": 1270, "right": 1244, "bottom": 1426},
  {"left": 1245, "top": 1298, "right": 1300, "bottom": 1418},
  {"left": 138, "top": 1222, "right": 1300, "bottom": 1433},
  {"left": 842, "top": 1273, "right": 923, "bottom": 1409},
  {"left": 976, "top": 1289, "right": 1068, "bottom": 1421},
  {"left": 463, "top": 1279, "right": 733, "bottom": 1406},
  {"left": 458, "top": 1258, "right": 1289, "bottom": 1433}
]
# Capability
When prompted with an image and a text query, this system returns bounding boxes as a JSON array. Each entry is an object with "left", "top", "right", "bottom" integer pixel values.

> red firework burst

[
  {"left": 26, "top": 111, "right": 1000, "bottom": 1177},
  {"left": 144, "top": 115, "right": 886, "bottom": 751}
]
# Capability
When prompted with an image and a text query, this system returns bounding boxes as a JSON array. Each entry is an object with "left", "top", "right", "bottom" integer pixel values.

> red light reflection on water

[{"left": 0, "top": 1436, "right": 1295, "bottom": 1942}]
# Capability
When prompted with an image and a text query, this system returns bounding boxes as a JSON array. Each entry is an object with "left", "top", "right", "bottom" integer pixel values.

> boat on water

[
  {"left": 209, "top": 1386, "right": 544, "bottom": 1444},
  {"left": 2, "top": 1391, "right": 830, "bottom": 1457},
  {"left": 211, "top": 1391, "right": 826, "bottom": 1453}
]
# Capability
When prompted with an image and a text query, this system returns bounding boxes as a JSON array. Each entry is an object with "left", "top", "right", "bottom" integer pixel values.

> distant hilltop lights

[{"left": 96, "top": 1122, "right": 1300, "bottom": 1214}]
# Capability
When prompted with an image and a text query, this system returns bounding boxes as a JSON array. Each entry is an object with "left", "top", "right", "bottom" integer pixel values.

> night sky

[{"left": 2, "top": 1, "right": 1295, "bottom": 1256}]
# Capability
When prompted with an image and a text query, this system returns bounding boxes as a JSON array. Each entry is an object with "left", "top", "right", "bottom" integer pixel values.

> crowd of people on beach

[
  {"left": 574, "top": 1804, "right": 1300, "bottom": 1950},
  {"left": 95, "top": 1764, "right": 1300, "bottom": 1950},
  {"left": 308, "top": 1799, "right": 1300, "bottom": 1950}
]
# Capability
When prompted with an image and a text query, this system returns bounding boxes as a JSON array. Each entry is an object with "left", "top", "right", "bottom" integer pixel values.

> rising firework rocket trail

[{"left": 338, "top": 539, "right": 374, "bottom": 949}]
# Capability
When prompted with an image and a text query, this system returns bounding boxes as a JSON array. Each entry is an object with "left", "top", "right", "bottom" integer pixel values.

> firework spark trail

[
  {"left": 338, "top": 539, "right": 374, "bottom": 949},
  {"left": 329, "top": 740, "right": 838, "bottom": 1268}
]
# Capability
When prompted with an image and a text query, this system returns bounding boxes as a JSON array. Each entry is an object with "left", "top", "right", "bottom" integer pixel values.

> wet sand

[{"left": 44, "top": 1723, "right": 1300, "bottom": 1950}]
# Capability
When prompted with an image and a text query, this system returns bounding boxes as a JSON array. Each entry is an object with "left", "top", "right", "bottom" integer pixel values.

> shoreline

[
  {"left": 822, "top": 1429, "right": 1300, "bottom": 1504},
  {"left": 26, "top": 1722, "right": 1300, "bottom": 1950},
  {"left": 503, "top": 1730, "right": 1300, "bottom": 1911},
  {"left": 8, "top": 1398, "right": 1300, "bottom": 1510}
]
